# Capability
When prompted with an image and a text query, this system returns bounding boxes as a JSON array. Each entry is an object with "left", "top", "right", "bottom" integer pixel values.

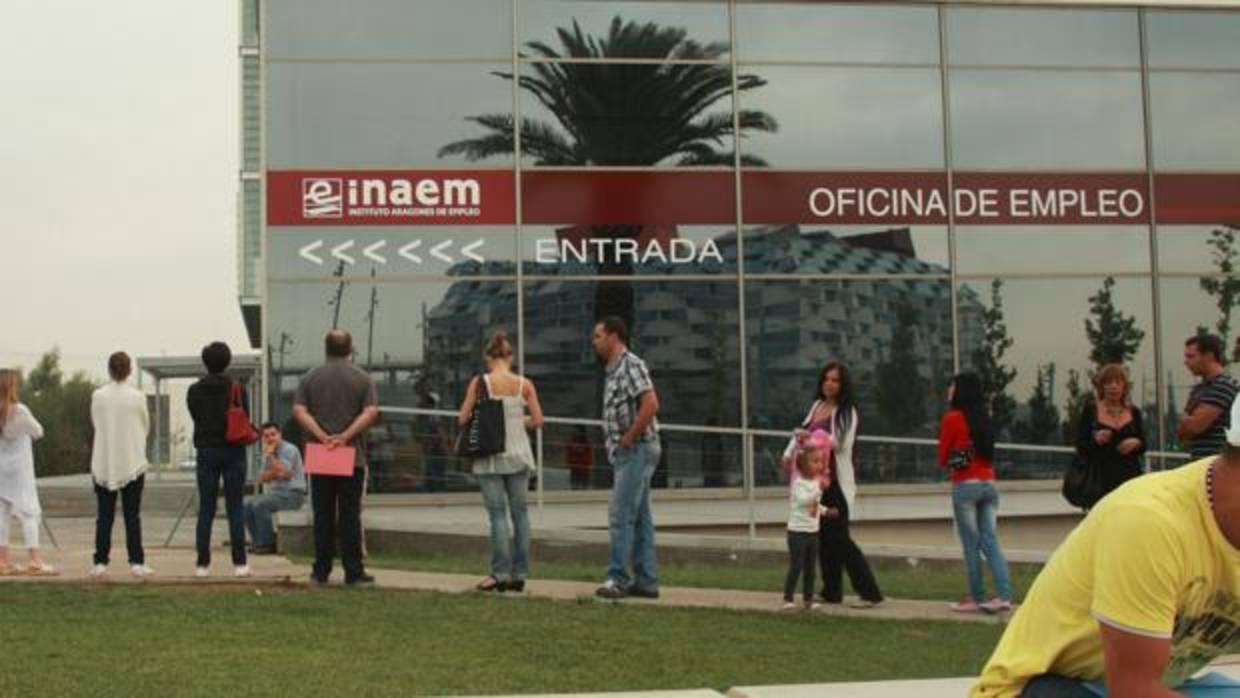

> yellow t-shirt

[{"left": 973, "top": 458, "right": 1240, "bottom": 697}]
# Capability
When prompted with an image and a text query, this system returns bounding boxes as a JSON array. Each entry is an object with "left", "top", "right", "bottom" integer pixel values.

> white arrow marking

[
  {"left": 331, "top": 240, "right": 356, "bottom": 265},
  {"left": 299, "top": 240, "right": 324, "bottom": 265},
  {"left": 398, "top": 240, "right": 423, "bottom": 264},
  {"left": 430, "top": 240, "right": 453, "bottom": 263},
  {"left": 461, "top": 239, "right": 485, "bottom": 263},
  {"left": 363, "top": 241, "right": 387, "bottom": 265}
]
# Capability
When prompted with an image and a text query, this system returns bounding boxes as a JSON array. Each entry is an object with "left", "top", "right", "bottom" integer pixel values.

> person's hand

[
  {"left": 1094, "top": 429, "right": 1113, "bottom": 445},
  {"left": 619, "top": 433, "right": 636, "bottom": 450},
  {"left": 1117, "top": 438, "right": 1142, "bottom": 455},
  {"left": 326, "top": 436, "right": 346, "bottom": 450},
  {"left": 261, "top": 441, "right": 275, "bottom": 458},
  {"left": 823, "top": 506, "right": 840, "bottom": 519},
  {"left": 794, "top": 428, "right": 809, "bottom": 444}
]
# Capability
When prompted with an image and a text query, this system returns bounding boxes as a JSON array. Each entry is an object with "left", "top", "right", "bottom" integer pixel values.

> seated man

[
  {"left": 973, "top": 401, "right": 1240, "bottom": 697},
  {"left": 243, "top": 422, "right": 306, "bottom": 554}
]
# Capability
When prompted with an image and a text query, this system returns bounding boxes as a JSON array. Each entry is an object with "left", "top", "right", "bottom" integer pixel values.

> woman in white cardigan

[
  {"left": 0, "top": 369, "right": 56, "bottom": 575},
  {"left": 788, "top": 362, "right": 882, "bottom": 607},
  {"left": 89, "top": 352, "right": 152, "bottom": 578}
]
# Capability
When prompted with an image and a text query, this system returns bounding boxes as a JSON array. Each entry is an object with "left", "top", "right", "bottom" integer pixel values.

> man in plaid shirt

[{"left": 591, "top": 316, "right": 662, "bottom": 600}]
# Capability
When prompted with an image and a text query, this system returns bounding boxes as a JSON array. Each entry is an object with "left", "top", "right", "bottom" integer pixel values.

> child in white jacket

[{"left": 782, "top": 429, "right": 832, "bottom": 610}]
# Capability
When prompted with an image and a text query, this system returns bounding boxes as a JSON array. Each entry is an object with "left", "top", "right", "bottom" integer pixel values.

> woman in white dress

[{"left": 0, "top": 369, "right": 56, "bottom": 575}]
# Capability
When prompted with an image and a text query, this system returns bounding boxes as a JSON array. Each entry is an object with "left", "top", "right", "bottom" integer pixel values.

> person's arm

[
  {"left": 620, "top": 390, "right": 659, "bottom": 449},
  {"left": 1119, "top": 407, "right": 1146, "bottom": 458},
  {"left": 138, "top": 391, "right": 150, "bottom": 439},
  {"left": 937, "top": 412, "right": 959, "bottom": 467},
  {"left": 10, "top": 405, "right": 44, "bottom": 440},
  {"left": 292, "top": 404, "right": 331, "bottom": 444},
  {"left": 338, "top": 406, "right": 379, "bottom": 445},
  {"left": 457, "top": 376, "right": 479, "bottom": 427},
  {"left": 836, "top": 407, "right": 858, "bottom": 458},
  {"left": 1178, "top": 392, "right": 1224, "bottom": 442},
  {"left": 1098, "top": 624, "right": 1183, "bottom": 698},
  {"left": 523, "top": 380, "right": 544, "bottom": 430}
]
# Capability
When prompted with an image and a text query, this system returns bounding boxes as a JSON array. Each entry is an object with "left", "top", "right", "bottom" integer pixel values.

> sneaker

[
  {"left": 950, "top": 598, "right": 982, "bottom": 613},
  {"left": 981, "top": 598, "right": 1014, "bottom": 613},
  {"left": 345, "top": 573, "right": 375, "bottom": 588},
  {"left": 594, "top": 579, "right": 627, "bottom": 600},
  {"left": 805, "top": 601, "right": 822, "bottom": 611},
  {"left": 850, "top": 598, "right": 883, "bottom": 609},
  {"left": 234, "top": 565, "right": 251, "bottom": 578},
  {"left": 130, "top": 564, "right": 154, "bottom": 578},
  {"left": 780, "top": 601, "right": 798, "bottom": 611},
  {"left": 627, "top": 585, "right": 659, "bottom": 600},
  {"left": 88, "top": 564, "right": 108, "bottom": 579},
  {"left": 504, "top": 579, "right": 526, "bottom": 593},
  {"left": 308, "top": 573, "right": 328, "bottom": 588},
  {"left": 194, "top": 567, "right": 209, "bottom": 578}
]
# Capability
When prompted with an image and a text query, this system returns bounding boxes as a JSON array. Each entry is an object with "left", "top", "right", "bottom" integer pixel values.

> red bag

[{"left": 225, "top": 382, "right": 259, "bottom": 447}]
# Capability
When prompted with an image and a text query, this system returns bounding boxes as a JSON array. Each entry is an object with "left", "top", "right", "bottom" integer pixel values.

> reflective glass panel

[
  {"left": 517, "top": 63, "right": 736, "bottom": 167},
  {"left": 520, "top": 225, "right": 738, "bottom": 276},
  {"left": 268, "top": 227, "right": 519, "bottom": 280},
  {"left": 955, "top": 227, "right": 1151, "bottom": 275},
  {"left": 946, "top": 7, "right": 1139, "bottom": 67},
  {"left": 519, "top": 0, "right": 729, "bottom": 59},
  {"left": 739, "top": 66, "right": 944, "bottom": 168},
  {"left": 735, "top": 3, "right": 939, "bottom": 65},
  {"left": 266, "top": 0, "right": 512, "bottom": 60},
  {"left": 746, "top": 279, "right": 954, "bottom": 438},
  {"left": 1156, "top": 225, "right": 1240, "bottom": 275},
  {"left": 522, "top": 279, "right": 743, "bottom": 427},
  {"left": 1150, "top": 73, "right": 1240, "bottom": 171},
  {"left": 267, "top": 63, "right": 513, "bottom": 168},
  {"left": 740, "top": 225, "right": 949, "bottom": 274},
  {"left": 955, "top": 276, "right": 1156, "bottom": 447},
  {"left": 1147, "top": 11, "right": 1240, "bottom": 69},
  {"left": 949, "top": 70, "right": 1145, "bottom": 169}
]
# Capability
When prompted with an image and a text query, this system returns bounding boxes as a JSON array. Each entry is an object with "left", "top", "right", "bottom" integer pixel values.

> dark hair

[
  {"left": 949, "top": 372, "right": 995, "bottom": 461},
  {"left": 260, "top": 421, "right": 280, "bottom": 432},
  {"left": 201, "top": 342, "right": 232, "bottom": 374},
  {"left": 596, "top": 316, "right": 628, "bottom": 344},
  {"left": 813, "top": 361, "right": 856, "bottom": 434},
  {"left": 107, "top": 351, "right": 132, "bottom": 382},
  {"left": 484, "top": 330, "right": 514, "bottom": 360},
  {"left": 325, "top": 330, "right": 352, "bottom": 358},
  {"left": 1187, "top": 333, "right": 1225, "bottom": 363}
]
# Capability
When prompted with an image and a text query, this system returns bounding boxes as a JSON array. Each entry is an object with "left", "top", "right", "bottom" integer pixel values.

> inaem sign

[{"left": 302, "top": 175, "right": 482, "bottom": 219}]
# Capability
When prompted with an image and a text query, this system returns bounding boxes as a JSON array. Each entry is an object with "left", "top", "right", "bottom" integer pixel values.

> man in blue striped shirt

[
  {"left": 591, "top": 316, "right": 662, "bottom": 600},
  {"left": 1179, "top": 334, "right": 1240, "bottom": 460}
]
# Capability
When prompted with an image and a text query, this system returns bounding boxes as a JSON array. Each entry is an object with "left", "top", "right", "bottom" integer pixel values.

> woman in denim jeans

[
  {"left": 458, "top": 331, "right": 544, "bottom": 593},
  {"left": 939, "top": 372, "right": 1013, "bottom": 614}
]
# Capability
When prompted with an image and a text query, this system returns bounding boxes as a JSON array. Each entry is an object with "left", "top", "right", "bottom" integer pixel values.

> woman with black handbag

[
  {"left": 1068, "top": 363, "right": 1145, "bottom": 509},
  {"left": 458, "top": 331, "right": 544, "bottom": 593}
]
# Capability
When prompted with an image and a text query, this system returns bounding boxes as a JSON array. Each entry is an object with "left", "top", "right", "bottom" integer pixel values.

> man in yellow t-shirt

[{"left": 973, "top": 399, "right": 1240, "bottom": 697}]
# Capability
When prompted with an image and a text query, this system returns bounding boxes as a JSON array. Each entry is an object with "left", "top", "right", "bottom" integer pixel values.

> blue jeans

[
  {"left": 196, "top": 447, "right": 248, "bottom": 567},
  {"left": 478, "top": 471, "right": 530, "bottom": 581},
  {"left": 244, "top": 489, "right": 305, "bottom": 548},
  {"left": 606, "top": 441, "right": 660, "bottom": 591},
  {"left": 952, "top": 480, "right": 1012, "bottom": 602}
]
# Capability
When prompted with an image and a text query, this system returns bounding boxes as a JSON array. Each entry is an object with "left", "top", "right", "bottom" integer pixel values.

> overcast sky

[{"left": 0, "top": 1, "right": 247, "bottom": 380}]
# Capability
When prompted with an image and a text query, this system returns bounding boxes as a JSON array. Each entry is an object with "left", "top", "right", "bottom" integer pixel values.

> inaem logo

[{"left": 302, "top": 178, "right": 344, "bottom": 218}]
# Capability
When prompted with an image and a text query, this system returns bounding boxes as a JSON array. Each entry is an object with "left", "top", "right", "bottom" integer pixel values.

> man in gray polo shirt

[{"left": 293, "top": 329, "right": 379, "bottom": 586}]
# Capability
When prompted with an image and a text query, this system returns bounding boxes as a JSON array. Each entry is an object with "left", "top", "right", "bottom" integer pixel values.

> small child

[{"left": 782, "top": 429, "right": 832, "bottom": 610}]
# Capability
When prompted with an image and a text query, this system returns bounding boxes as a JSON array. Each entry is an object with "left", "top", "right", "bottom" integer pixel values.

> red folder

[{"left": 304, "top": 443, "right": 356, "bottom": 476}]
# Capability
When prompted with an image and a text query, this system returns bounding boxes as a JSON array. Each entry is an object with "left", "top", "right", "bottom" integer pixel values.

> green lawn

[
  {"left": 0, "top": 584, "right": 1004, "bottom": 697},
  {"left": 322, "top": 550, "right": 1043, "bottom": 603}
]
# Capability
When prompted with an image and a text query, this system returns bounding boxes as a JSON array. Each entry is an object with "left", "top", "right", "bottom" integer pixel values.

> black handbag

[
  {"left": 1062, "top": 452, "right": 1107, "bottom": 510},
  {"left": 455, "top": 374, "right": 506, "bottom": 458},
  {"left": 947, "top": 446, "right": 974, "bottom": 470}
]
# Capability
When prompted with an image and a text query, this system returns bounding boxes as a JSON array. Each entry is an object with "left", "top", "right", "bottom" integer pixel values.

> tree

[
  {"left": 1062, "top": 368, "right": 1091, "bottom": 445},
  {"left": 1019, "top": 363, "right": 1061, "bottom": 445},
  {"left": 1199, "top": 224, "right": 1240, "bottom": 347},
  {"left": 1085, "top": 276, "right": 1145, "bottom": 366},
  {"left": 875, "top": 303, "right": 927, "bottom": 435},
  {"left": 438, "top": 17, "right": 777, "bottom": 326},
  {"left": 20, "top": 349, "right": 97, "bottom": 477},
  {"left": 970, "top": 279, "right": 1018, "bottom": 439}
]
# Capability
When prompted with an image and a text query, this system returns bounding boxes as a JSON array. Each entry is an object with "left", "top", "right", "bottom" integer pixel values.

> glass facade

[{"left": 245, "top": 2, "right": 1240, "bottom": 493}]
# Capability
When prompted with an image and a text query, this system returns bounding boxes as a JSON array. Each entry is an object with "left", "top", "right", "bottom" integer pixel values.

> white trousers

[{"left": 0, "top": 498, "right": 39, "bottom": 548}]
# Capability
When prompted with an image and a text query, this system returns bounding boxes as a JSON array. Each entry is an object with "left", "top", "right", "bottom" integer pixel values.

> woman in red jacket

[{"left": 939, "top": 372, "right": 1012, "bottom": 614}]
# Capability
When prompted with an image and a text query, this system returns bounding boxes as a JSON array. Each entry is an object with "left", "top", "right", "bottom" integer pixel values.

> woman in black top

[{"left": 1075, "top": 363, "right": 1145, "bottom": 501}]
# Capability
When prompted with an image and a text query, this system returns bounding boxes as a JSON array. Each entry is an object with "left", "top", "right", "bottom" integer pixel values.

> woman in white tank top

[{"left": 457, "top": 331, "right": 544, "bottom": 593}]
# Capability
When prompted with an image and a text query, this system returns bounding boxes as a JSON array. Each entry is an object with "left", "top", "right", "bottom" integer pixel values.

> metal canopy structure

[{"left": 136, "top": 354, "right": 263, "bottom": 468}]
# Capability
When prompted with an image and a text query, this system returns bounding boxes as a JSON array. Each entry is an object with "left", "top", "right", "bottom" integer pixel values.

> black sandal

[{"left": 475, "top": 576, "right": 501, "bottom": 591}]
